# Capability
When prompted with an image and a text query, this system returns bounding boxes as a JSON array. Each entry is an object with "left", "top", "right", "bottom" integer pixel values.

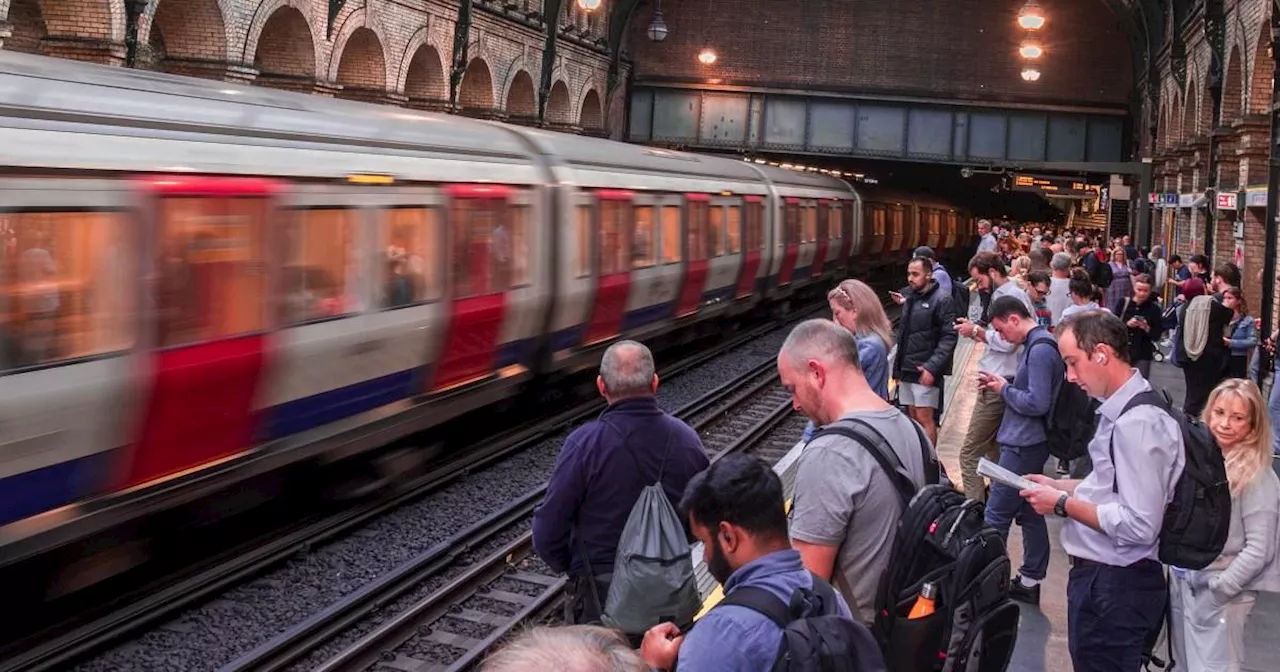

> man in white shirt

[
  {"left": 1047, "top": 253, "right": 1073, "bottom": 328},
  {"left": 976, "top": 219, "right": 997, "bottom": 254},
  {"left": 953, "top": 251, "right": 1033, "bottom": 507},
  {"left": 1020, "top": 311, "right": 1184, "bottom": 672}
]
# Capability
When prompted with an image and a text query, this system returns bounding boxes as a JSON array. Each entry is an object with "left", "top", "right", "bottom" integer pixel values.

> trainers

[
  {"left": 1009, "top": 575, "right": 1041, "bottom": 605},
  {"left": 1056, "top": 459, "right": 1070, "bottom": 475}
]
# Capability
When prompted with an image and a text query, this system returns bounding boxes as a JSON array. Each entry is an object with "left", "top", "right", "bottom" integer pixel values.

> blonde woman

[
  {"left": 1170, "top": 379, "right": 1280, "bottom": 671},
  {"left": 1009, "top": 255, "right": 1032, "bottom": 288},
  {"left": 799, "top": 279, "right": 894, "bottom": 441}
]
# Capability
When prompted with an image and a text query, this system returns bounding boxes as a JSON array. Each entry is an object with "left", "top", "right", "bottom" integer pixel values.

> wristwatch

[{"left": 1054, "top": 492, "right": 1070, "bottom": 518}]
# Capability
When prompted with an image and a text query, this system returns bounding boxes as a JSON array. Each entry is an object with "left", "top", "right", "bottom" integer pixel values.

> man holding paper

[
  {"left": 974, "top": 295, "right": 1063, "bottom": 605},
  {"left": 1017, "top": 310, "right": 1183, "bottom": 672}
]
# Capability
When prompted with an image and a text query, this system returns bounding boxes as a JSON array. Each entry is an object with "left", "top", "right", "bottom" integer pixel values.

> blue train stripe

[
  {"left": 702, "top": 286, "right": 736, "bottom": 304},
  {"left": 0, "top": 448, "right": 115, "bottom": 527},
  {"left": 622, "top": 302, "right": 674, "bottom": 331},
  {"left": 262, "top": 369, "right": 418, "bottom": 441},
  {"left": 496, "top": 338, "right": 536, "bottom": 369},
  {"left": 790, "top": 265, "right": 813, "bottom": 282}
]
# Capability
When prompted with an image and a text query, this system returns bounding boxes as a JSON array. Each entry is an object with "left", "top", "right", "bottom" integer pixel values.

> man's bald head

[
  {"left": 598, "top": 340, "right": 657, "bottom": 400},
  {"left": 779, "top": 319, "right": 862, "bottom": 373}
]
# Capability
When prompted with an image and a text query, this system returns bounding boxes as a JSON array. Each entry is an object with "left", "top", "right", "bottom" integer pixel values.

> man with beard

[
  {"left": 781, "top": 319, "right": 940, "bottom": 624},
  {"left": 639, "top": 454, "right": 855, "bottom": 672},
  {"left": 891, "top": 256, "right": 957, "bottom": 446}
]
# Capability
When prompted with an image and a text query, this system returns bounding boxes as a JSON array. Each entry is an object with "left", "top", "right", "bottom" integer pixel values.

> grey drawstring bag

[{"left": 600, "top": 432, "right": 701, "bottom": 636}]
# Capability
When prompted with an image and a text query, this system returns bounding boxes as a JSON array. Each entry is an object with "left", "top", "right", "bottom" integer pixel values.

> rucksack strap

[
  {"left": 1107, "top": 390, "right": 1171, "bottom": 494},
  {"left": 717, "top": 586, "right": 793, "bottom": 629},
  {"left": 810, "top": 421, "right": 920, "bottom": 508}
]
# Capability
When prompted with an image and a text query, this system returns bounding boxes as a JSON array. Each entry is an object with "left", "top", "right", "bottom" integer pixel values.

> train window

[
  {"left": 872, "top": 208, "right": 887, "bottom": 235},
  {"left": 0, "top": 211, "right": 134, "bottom": 371},
  {"left": 708, "top": 205, "right": 725, "bottom": 257},
  {"left": 890, "top": 207, "right": 904, "bottom": 237},
  {"left": 829, "top": 205, "right": 842, "bottom": 241},
  {"left": 660, "top": 206, "right": 682, "bottom": 263},
  {"left": 155, "top": 198, "right": 268, "bottom": 348},
  {"left": 726, "top": 205, "right": 743, "bottom": 254},
  {"left": 816, "top": 203, "right": 829, "bottom": 243},
  {"left": 745, "top": 201, "right": 765, "bottom": 250},
  {"left": 510, "top": 204, "right": 531, "bottom": 286},
  {"left": 928, "top": 211, "right": 941, "bottom": 235},
  {"left": 575, "top": 204, "right": 592, "bottom": 277},
  {"left": 280, "top": 209, "right": 357, "bottom": 324},
  {"left": 384, "top": 208, "right": 442, "bottom": 308},
  {"left": 633, "top": 206, "right": 656, "bottom": 268},
  {"left": 451, "top": 199, "right": 514, "bottom": 296},
  {"left": 803, "top": 205, "right": 817, "bottom": 243},
  {"left": 785, "top": 201, "right": 801, "bottom": 244},
  {"left": 687, "top": 201, "right": 708, "bottom": 261},
  {"left": 600, "top": 200, "right": 631, "bottom": 275}
]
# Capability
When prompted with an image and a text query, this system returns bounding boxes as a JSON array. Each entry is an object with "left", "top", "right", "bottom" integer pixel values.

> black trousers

[{"left": 1067, "top": 558, "right": 1166, "bottom": 672}]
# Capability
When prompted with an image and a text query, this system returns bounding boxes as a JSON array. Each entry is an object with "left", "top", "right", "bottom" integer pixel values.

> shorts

[{"left": 898, "top": 381, "right": 941, "bottom": 409}]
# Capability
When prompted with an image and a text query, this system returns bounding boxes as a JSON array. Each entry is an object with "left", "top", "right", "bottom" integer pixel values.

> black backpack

[
  {"left": 1110, "top": 391, "right": 1232, "bottom": 570},
  {"left": 1090, "top": 258, "right": 1114, "bottom": 289},
  {"left": 717, "top": 576, "right": 887, "bottom": 672},
  {"left": 1026, "top": 338, "right": 1100, "bottom": 461},
  {"left": 811, "top": 423, "right": 1016, "bottom": 672},
  {"left": 951, "top": 278, "right": 972, "bottom": 321}
]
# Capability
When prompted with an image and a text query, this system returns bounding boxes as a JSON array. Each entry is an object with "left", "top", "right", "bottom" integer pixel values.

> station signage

[
  {"left": 1246, "top": 189, "right": 1268, "bottom": 208},
  {"left": 1216, "top": 192, "right": 1239, "bottom": 210},
  {"left": 1178, "top": 194, "right": 1195, "bottom": 208},
  {"left": 1011, "top": 174, "right": 1099, "bottom": 198}
]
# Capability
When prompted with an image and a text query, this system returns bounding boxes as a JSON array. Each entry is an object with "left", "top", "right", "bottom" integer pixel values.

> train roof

[{"left": 750, "top": 163, "right": 853, "bottom": 194}]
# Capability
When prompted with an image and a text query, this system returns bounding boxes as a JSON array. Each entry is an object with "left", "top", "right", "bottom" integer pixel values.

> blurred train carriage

[{"left": 0, "top": 50, "right": 973, "bottom": 597}]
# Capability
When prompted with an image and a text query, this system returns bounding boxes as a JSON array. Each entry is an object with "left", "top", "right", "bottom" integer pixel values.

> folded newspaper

[{"left": 977, "top": 457, "right": 1041, "bottom": 492}]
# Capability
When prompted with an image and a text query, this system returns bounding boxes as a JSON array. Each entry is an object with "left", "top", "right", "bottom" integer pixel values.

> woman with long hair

[
  {"left": 1223, "top": 287, "right": 1258, "bottom": 380},
  {"left": 1170, "top": 379, "right": 1280, "bottom": 671},
  {"left": 1103, "top": 247, "right": 1133, "bottom": 312},
  {"left": 799, "top": 279, "right": 894, "bottom": 441}
]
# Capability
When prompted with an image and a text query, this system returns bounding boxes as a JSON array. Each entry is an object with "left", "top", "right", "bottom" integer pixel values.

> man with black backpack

[
  {"left": 1019, "top": 311, "right": 1215, "bottom": 672},
  {"left": 639, "top": 454, "right": 883, "bottom": 672}
]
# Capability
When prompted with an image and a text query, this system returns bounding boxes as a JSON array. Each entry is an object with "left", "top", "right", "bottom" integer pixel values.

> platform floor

[{"left": 936, "top": 343, "right": 1280, "bottom": 672}]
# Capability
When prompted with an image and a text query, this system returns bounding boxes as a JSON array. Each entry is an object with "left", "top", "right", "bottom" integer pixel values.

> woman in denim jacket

[{"left": 1223, "top": 287, "right": 1258, "bottom": 379}]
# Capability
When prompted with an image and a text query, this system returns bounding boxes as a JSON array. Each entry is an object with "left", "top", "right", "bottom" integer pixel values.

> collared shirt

[
  {"left": 1060, "top": 371, "right": 1185, "bottom": 566},
  {"left": 978, "top": 233, "right": 997, "bottom": 253},
  {"left": 675, "top": 549, "right": 853, "bottom": 671},
  {"left": 976, "top": 280, "right": 1034, "bottom": 378}
]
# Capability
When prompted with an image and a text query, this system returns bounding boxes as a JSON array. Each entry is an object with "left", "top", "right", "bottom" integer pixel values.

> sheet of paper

[{"left": 978, "top": 457, "right": 1040, "bottom": 492}]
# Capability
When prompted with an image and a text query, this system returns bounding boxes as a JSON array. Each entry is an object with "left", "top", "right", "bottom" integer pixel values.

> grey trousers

[{"left": 1169, "top": 570, "right": 1257, "bottom": 672}]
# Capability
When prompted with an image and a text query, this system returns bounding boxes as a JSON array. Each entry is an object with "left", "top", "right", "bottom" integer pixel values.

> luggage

[{"left": 1026, "top": 338, "right": 1100, "bottom": 461}]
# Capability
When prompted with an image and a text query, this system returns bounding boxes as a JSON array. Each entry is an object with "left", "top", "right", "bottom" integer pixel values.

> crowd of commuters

[{"left": 476, "top": 219, "right": 1280, "bottom": 672}]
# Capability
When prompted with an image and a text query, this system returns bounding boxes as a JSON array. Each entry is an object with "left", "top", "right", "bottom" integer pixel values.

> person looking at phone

[
  {"left": 1113, "top": 273, "right": 1163, "bottom": 379},
  {"left": 891, "top": 256, "right": 957, "bottom": 446},
  {"left": 953, "top": 251, "right": 1034, "bottom": 502}
]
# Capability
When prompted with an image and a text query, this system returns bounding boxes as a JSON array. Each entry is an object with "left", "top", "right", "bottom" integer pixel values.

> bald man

[
  {"left": 533, "top": 340, "right": 709, "bottom": 635},
  {"left": 779, "top": 319, "right": 942, "bottom": 624}
]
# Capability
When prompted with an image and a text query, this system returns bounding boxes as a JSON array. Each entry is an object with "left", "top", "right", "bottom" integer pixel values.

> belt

[{"left": 1069, "top": 555, "right": 1160, "bottom": 570}]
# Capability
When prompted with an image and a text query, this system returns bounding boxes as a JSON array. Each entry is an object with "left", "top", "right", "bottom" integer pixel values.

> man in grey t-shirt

[{"left": 778, "top": 319, "right": 938, "bottom": 624}]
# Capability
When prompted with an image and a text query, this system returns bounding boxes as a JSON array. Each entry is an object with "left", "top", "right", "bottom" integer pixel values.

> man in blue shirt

[
  {"left": 975, "top": 296, "right": 1064, "bottom": 605},
  {"left": 533, "top": 340, "right": 709, "bottom": 631},
  {"left": 639, "top": 455, "right": 855, "bottom": 672}
]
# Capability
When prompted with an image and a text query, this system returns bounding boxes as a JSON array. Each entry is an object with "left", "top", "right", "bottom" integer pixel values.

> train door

[
  {"left": 126, "top": 176, "right": 276, "bottom": 488},
  {"left": 778, "top": 198, "right": 800, "bottom": 285},
  {"left": 926, "top": 208, "right": 942, "bottom": 250},
  {"left": 830, "top": 200, "right": 850, "bottom": 274},
  {"left": 675, "top": 194, "right": 710, "bottom": 317},
  {"left": 621, "top": 192, "right": 677, "bottom": 331},
  {"left": 812, "top": 200, "right": 830, "bottom": 277},
  {"left": 703, "top": 196, "right": 742, "bottom": 304},
  {"left": 431, "top": 185, "right": 511, "bottom": 391},
  {"left": 735, "top": 196, "right": 765, "bottom": 299},
  {"left": 583, "top": 191, "right": 633, "bottom": 344},
  {"left": 0, "top": 178, "right": 142, "bottom": 524}
]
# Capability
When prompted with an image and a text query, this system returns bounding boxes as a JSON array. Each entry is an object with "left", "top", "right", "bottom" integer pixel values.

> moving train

[{"left": 0, "top": 51, "right": 974, "bottom": 592}]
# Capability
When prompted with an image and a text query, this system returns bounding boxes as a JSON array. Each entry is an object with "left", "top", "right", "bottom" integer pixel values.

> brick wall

[
  {"left": 253, "top": 6, "right": 314, "bottom": 82},
  {"left": 624, "top": 0, "right": 1133, "bottom": 106},
  {"left": 404, "top": 44, "right": 447, "bottom": 104},
  {"left": 458, "top": 57, "right": 495, "bottom": 110},
  {"left": 335, "top": 26, "right": 385, "bottom": 96},
  {"left": 5, "top": 0, "right": 41, "bottom": 53}
]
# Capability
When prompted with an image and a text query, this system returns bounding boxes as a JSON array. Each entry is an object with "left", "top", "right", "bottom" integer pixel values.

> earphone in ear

[{"left": 1095, "top": 355, "right": 1106, "bottom": 363}]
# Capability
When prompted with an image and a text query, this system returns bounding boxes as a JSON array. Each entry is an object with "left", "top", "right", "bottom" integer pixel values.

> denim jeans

[
  {"left": 984, "top": 442, "right": 1051, "bottom": 581},
  {"left": 1270, "top": 370, "right": 1280, "bottom": 456}
]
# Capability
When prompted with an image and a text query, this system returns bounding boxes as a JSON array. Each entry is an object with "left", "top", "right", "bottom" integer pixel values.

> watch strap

[{"left": 1054, "top": 492, "right": 1070, "bottom": 518}]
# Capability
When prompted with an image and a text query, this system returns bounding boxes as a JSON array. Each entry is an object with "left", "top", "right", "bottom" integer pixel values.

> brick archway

[
  {"left": 1180, "top": 85, "right": 1196, "bottom": 143},
  {"left": 505, "top": 70, "right": 536, "bottom": 120},
  {"left": 1223, "top": 45, "right": 1245, "bottom": 124},
  {"left": 1248, "top": 22, "right": 1274, "bottom": 115},
  {"left": 252, "top": 5, "right": 316, "bottom": 92},
  {"left": 403, "top": 43, "right": 446, "bottom": 108},
  {"left": 579, "top": 87, "right": 602, "bottom": 130},
  {"left": 546, "top": 79, "right": 571, "bottom": 125},
  {"left": 146, "top": 0, "right": 228, "bottom": 78},
  {"left": 458, "top": 57, "right": 494, "bottom": 112},
  {"left": 334, "top": 26, "right": 386, "bottom": 102},
  {"left": 5, "top": 0, "right": 125, "bottom": 62}
]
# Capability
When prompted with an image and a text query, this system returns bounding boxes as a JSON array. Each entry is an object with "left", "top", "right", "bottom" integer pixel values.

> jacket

[
  {"left": 1113, "top": 295, "right": 1164, "bottom": 362},
  {"left": 1227, "top": 315, "right": 1259, "bottom": 358},
  {"left": 1172, "top": 298, "right": 1233, "bottom": 372},
  {"left": 997, "top": 327, "right": 1062, "bottom": 448},
  {"left": 892, "top": 281, "right": 958, "bottom": 384},
  {"left": 532, "top": 396, "right": 709, "bottom": 577},
  {"left": 1202, "top": 467, "right": 1280, "bottom": 598}
]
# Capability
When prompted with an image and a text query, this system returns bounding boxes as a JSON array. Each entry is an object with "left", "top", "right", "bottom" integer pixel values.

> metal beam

[
  {"left": 538, "top": 0, "right": 564, "bottom": 123},
  {"left": 1258, "top": 0, "right": 1280, "bottom": 385},
  {"left": 1205, "top": 0, "right": 1225, "bottom": 260},
  {"left": 448, "top": 0, "right": 473, "bottom": 107}
]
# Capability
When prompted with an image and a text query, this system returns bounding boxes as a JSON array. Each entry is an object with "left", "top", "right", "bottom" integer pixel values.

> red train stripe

[
  {"left": 813, "top": 239, "right": 829, "bottom": 276},
  {"left": 584, "top": 272, "right": 631, "bottom": 344},
  {"left": 676, "top": 260, "right": 709, "bottom": 316},
  {"left": 737, "top": 250, "right": 762, "bottom": 299},
  {"left": 596, "top": 190, "right": 636, "bottom": 201},
  {"left": 432, "top": 292, "right": 506, "bottom": 390},
  {"left": 135, "top": 175, "right": 281, "bottom": 196},
  {"left": 124, "top": 335, "right": 268, "bottom": 488},
  {"left": 445, "top": 184, "right": 514, "bottom": 199},
  {"left": 683, "top": 193, "right": 712, "bottom": 202},
  {"left": 778, "top": 245, "right": 799, "bottom": 286}
]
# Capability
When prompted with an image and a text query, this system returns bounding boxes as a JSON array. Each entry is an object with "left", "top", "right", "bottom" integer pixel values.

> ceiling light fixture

[{"left": 1018, "top": 0, "right": 1046, "bottom": 30}]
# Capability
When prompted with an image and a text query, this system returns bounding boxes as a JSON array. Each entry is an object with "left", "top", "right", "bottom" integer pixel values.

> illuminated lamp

[
  {"left": 647, "top": 1, "right": 668, "bottom": 42},
  {"left": 1021, "top": 68, "right": 1042, "bottom": 82},
  {"left": 1019, "top": 42, "right": 1043, "bottom": 59},
  {"left": 577, "top": 0, "right": 601, "bottom": 10},
  {"left": 698, "top": 49, "right": 717, "bottom": 65},
  {"left": 1018, "top": 0, "right": 1046, "bottom": 30}
]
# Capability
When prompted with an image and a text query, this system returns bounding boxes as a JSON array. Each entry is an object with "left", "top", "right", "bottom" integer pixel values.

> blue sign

[{"left": 1163, "top": 193, "right": 1178, "bottom": 205}]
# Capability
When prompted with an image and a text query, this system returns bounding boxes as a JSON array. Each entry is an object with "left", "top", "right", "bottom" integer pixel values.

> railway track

[
  {"left": 3, "top": 306, "right": 824, "bottom": 672},
  {"left": 220, "top": 356, "right": 803, "bottom": 672}
]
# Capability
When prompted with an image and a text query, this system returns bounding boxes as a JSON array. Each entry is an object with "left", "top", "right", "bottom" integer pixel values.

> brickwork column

[
  {"left": 40, "top": 36, "right": 126, "bottom": 64},
  {"left": 1215, "top": 131, "right": 1242, "bottom": 269},
  {"left": 1235, "top": 114, "right": 1272, "bottom": 304}
]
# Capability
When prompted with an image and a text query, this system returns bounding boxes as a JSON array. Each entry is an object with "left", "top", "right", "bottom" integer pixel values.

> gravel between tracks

[{"left": 74, "top": 327, "right": 793, "bottom": 672}]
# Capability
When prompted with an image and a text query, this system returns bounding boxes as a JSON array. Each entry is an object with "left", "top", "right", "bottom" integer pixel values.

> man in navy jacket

[
  {"left": 532, "top": 339, "right": 709, "bottom": 627},
  {"left": 976, "top": 295, "right": 1064, "bottom": 606}
]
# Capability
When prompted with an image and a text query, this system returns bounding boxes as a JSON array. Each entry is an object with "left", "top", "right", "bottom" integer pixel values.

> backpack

[
  {"left": 811, "top": 422, "right": 1016, "bottom": 672},
  {"left": 718, "top": 575, "right": 887, "bottom": 672},
  {"left": 1026, "top": 337, "right": 1100, "bottom": 461},
  {"left": 1110, "top": 390, "right": 1232, "bottom": 570},
  {"left": 951, "top": 279, "right": 972, "bottom": 322},
  {"left": 598, "top": 433, "right": 702, "bottom": 635},
  {"left": 1090, "top": 259, "right": 1114, "bottom": 289}
]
